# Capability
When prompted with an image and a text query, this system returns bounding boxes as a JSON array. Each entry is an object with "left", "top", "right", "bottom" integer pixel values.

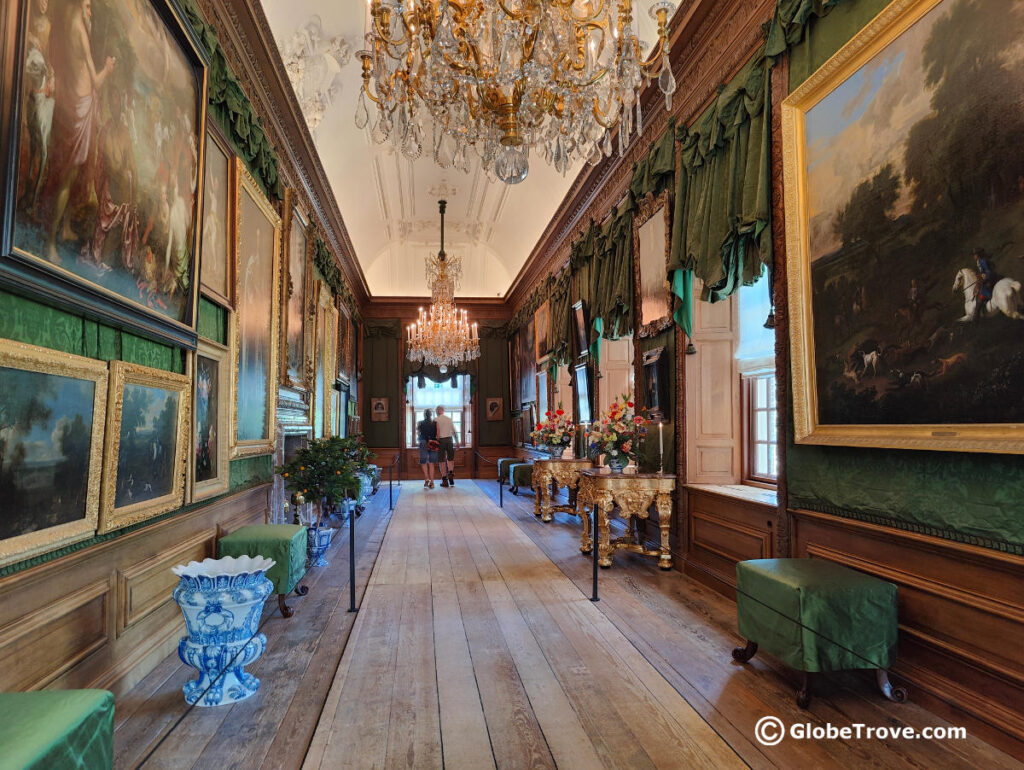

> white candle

[{"left": 658, "top": 422, "right": 664, "bottom": 473}]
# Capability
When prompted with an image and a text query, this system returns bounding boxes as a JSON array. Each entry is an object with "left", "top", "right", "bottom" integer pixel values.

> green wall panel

[
  {"left": 198, "top": 297, "right": 229, "bottom": 345},
  {"left": 363, "top": 322, "right": 401, "bottom": 447},
  {"left": 784, "top": 0, "right": 1022, "bottom": 553},
  {"left": 477, "top": 330, "right": 512, "bottom": 446}
]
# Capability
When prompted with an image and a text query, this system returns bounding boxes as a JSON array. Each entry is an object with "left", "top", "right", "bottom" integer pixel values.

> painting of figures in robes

[
  {"left": 4, "top": 0, "right": 206, "bottom": 344},
  {"left": 784, "top": 0, "right": 1024, "bottom": 452}
]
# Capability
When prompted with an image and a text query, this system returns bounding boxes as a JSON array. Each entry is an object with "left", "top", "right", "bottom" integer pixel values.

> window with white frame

[
  {"left": 737, "top": 277, "right": 778, "bottom": 485},
  {"left": 405, "top": 376, "right": 472, "bottom": 448}
]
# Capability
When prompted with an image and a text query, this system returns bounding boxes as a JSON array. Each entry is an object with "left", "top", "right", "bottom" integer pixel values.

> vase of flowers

[
  {"left": 530, "top": 406, "right": 575, "bottom": 457},
  {"left": 587, "top": 397, "right": 650, "bottom": 473}
]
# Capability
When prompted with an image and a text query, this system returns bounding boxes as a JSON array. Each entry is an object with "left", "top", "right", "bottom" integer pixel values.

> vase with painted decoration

[
  {"left": 172, "top": 555, "right": 276, "bottom": 707},
  {"left": 306, "top": 525, "right": 336, "bottom": 568}
]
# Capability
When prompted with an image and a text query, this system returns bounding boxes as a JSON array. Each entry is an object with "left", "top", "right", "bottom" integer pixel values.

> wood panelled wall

[{"left": 0, "top": 486, "right": 268, "bottom": 697}]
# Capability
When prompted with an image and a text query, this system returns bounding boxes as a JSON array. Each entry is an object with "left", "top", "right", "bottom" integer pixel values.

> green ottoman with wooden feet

[
  {"left": 733, "top": 558, "right": 905, "bottom": 708},
  {"left": 497, "top": 457, "right": 519, "bottom": 484},
  {"left": 219, "top": 524, "right": 309, "bottom": 618},
  {"left": 509, "top": 462, "right": 534, "bottom": 495},
  {"left": 0, "top": 689, "right": 114, "bottom": 770}
]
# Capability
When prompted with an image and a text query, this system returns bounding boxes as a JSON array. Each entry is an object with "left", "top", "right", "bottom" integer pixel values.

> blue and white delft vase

[
  {"left": 171, "top": 556, "right": 276, "bottom": 707},
  {"left": 306, "top": 525, "right": 336, "bottom": 568},
  {"left": 606, "top": 454, "right": 626, "bottom": 473}
]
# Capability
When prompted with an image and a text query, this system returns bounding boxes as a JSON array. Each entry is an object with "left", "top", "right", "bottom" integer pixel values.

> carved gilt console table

[
  {"left": 532, "top": 457, "right": 594, "bottom": 526},
  {"left": 576, "top": 470, "right": 676, "bottom": 570}
]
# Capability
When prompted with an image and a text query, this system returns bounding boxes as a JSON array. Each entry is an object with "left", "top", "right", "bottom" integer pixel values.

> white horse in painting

[{"left": 952, "top": 268, "right": 1024, "bottom": 322}]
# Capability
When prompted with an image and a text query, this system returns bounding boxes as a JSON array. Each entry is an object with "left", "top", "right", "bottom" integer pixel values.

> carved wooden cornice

[
  {"left": 199, "top": 0, "right": 370, "bottom": 308},
  {"left": 362, "top": 297, "right": 512, "bottom": 322},
  {"left": 505, "top": 0, "right": 775, "bottom": 311}
]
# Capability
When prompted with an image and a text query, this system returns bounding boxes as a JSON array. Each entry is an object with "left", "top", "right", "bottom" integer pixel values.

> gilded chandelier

[
  {"left": 356, "top": 0, "right": 679, "bottom": 184},
  {"left": 407, "top": 201, "right": 481, "bottom": 371}
]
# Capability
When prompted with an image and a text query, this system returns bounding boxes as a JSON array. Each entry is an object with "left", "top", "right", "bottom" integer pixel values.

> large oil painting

[
  {"left": 4, "top": 0, "right": 207, "bottom": 345},
  {"left": 192, "top": 339, "right": 228, "bottom": 501},
  {"left": 100, "top": 360, "right": 189, "bottom": 532},
  {"left": 231, "top": 167, "right": 280, "bottom": 456},
  {"left": 784, "top": 0, "right": 1024, "bottom": 452},
  {"left": 0, "top": 340, "right": 107, "bottom": 567},
  {"left": 199, "top": 128, "right": 231, "bottom": 305},
  {"left": 283, "top": 199, "right": 309, "bottom": 388}
]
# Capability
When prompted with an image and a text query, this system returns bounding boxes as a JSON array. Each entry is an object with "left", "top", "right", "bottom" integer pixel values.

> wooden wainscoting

[
  {"left": 683, "top": 485, "right": 778, "bottom": 598},
  {"left": 792, "top": 508, "right": 1024, "bottom": 758},
  {"left": 0, "top": 485, "right": 269, "bottom": 698}
]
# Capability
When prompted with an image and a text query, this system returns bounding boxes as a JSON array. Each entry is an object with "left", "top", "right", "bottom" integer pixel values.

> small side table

[
  {"left": 577, "top": 470, "right": 676, "bottom": 569},
  {"left": 532, "top": 457, "right": 594, "bottom": 524}
]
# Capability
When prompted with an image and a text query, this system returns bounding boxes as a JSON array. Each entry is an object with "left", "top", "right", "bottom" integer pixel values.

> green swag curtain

[
  {"left": 569, "top": 222, "right": 600, "bottom": 360},
  {"left": 548, "top": 270, "right": 572, "bottom": 367},
  {"left": 593, "top": 196, "right": 635, "bottom": 343},
  {"left": 669, "top": 47, "right": 773, "bottom": 335},
  {"left": 630, "top": 121, "right": 676, "bottom": 200}
]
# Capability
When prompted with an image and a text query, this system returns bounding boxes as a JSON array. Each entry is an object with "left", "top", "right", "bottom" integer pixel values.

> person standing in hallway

[
  {"left": 435, "top": 405, "right": 458, "bottom": 487},
  {"left": 417, "top": 409, "right": 438, "bottom": 489}
]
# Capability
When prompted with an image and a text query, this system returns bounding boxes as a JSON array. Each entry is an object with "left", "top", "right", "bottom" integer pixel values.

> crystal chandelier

[
  {"left": 356, "top": 0, "right": 679, "bottom": 184},
  {"left": 407, "top": 201, "right": 481, "bottom": 371}
]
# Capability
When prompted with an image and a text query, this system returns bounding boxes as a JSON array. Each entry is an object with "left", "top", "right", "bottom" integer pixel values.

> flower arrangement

[
  {"left": 276, "top": 436, "right": 373, "bottom": 525},
  {"left": 530, "top": 406, "right": 575, "bottom": 450},
  {"left": 587, "top": 396, "right": 651, "bottom": 468}
]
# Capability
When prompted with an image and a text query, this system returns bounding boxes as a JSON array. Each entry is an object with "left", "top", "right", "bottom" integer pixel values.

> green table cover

[
  {"left": 219, "top": 524, "right": 308, "bottom": 595},
  {"left": 510, "top": 462, "right": 534, "bottom": 489},
  {"left": 736, "top": 558, "right": 897, "bottom": 673},
  {"left": 0, "top": 690, "right": 114, "bottom": 770},
  {"left": 497, "top": 457, "right": 519, "bottom": 482}
]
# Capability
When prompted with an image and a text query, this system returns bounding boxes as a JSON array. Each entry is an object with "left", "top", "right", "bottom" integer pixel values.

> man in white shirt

[{"left": 435, "top": 406, "right": 457, "bottom": 487}]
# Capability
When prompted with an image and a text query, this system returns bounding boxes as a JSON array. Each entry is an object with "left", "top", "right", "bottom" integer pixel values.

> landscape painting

[
  {"left": 100, "top": 361, "right": 189, "bottom": 531},
  {"left": 232, "top": 169, "right": 279, "bottom": 455},
  {"left": 784, "top": 0, "right": 1024, "bottom": 452},
  {"left": 6, "top": 0, "right": 206, "bottom": 340},
  {"left": 0, "top": 341, "right": 107, "bottom": 566}
]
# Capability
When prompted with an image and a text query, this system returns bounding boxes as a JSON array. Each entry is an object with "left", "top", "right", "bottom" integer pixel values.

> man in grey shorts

[{"left": 435, "top": 405, "right": 457, "bottom": 487}]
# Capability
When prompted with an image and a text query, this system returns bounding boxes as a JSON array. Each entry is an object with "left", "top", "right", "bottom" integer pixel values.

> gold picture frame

[
  {"left": 231, "top": 166, "right": 281, "bottom": 457},
  {"left": 312, "top": 281, "right": 339, "bottom": 439},
  {"left": 782, "top": 0, "right": 1024, "bottom": 453},
  {"left": 634, "top": 190, "right": 672, "bottom": 338},
  {"left": 280, "top": 191, "right": 313, "bottom": 391},
  {"left": 0, "top": 340, "right": 108, "bottom": 567},
  {"left": 99, "top": 361, "right": 191, "bottom": 533},
  {"left": 199, "top": 126, "right": 234, "bottom": 309},
  {"left": 190, "top": 339, "right": 231, "bottom": 502}
]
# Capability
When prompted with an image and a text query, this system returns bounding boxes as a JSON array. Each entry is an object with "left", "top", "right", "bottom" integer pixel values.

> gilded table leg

[
  {"left": 656, "top": 492, "right": 673, "bottom": 570},
  {"left": 540, "top": 478, "right": 554, "bottom": 523},
  {"left": 533, "top": 473, "right": 544, "bottom": 518},
  {"left": 597, "top": 503, "right": 613, "bottom": 568},
  {"left": 579, "top": 498, "right": 592, "bottom": 554}
]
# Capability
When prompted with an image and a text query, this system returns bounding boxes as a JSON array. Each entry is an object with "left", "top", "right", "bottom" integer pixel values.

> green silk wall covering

[
  {"left": 783, "top": 0, "right": 1022, "bottom": 554},
  {"left": 477, "top": 327, "right": 513, "bottom": 446},
  {"left": 197, "top": 297, "right": 229, "bottom": 345},
  {"left": 0, "top": 291, "right": 183, "bottom": 373},
  {"left": 229, "top": 455, "right": 273, "bottom": 491},
  {"left": 637, "top": 329, "right": 676, "bottom": 474},
  {"left": 363, "top": 321, "right": 401, "bottom": 447}
]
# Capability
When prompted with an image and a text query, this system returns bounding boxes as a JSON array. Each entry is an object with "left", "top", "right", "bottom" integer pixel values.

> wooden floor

[
  {"left": 112, "top": 486, "right": 396, "bottom": 770},
  {"left": 114, "top": 478, "right": 1020, "bottom": 769},
  {"left": 304, "top": 480, "right": 742, "bottom": 770}
]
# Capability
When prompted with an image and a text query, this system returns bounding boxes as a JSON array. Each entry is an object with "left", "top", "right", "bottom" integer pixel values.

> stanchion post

[
  {"left": 388, "top": 462, "right": 394, "bottom": 511},
  {"left": 348, "top": 504, "right": 357, "bottom": 613},
  {"left": 591, "top": 504, "right": 599, "bottom": 602}
]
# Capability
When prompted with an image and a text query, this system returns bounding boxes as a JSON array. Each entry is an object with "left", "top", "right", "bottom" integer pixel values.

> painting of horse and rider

[{"left": 784, "top": 0, "right": 1024, "bottom": 451}]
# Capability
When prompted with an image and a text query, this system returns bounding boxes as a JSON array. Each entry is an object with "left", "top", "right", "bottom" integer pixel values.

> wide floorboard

[{"left": 304, "top": 482, "right": 742, "bottom": 770}]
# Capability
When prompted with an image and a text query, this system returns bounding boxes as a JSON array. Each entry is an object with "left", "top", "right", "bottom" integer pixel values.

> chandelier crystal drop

[
  {"left": 407, "top": 200, "right": 481, "bottom": 369},
  {"left": 357, "top": 0, "right": 679, "bottom": 184}
]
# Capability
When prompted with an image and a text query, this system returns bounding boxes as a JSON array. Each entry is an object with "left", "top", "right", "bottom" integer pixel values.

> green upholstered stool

[
  {"left": 733, "top": 558, "right": 905, "bottom": 708},
  {"left": 497, "top": 457, "right": 519, "bottom": 483},
  {"left": 219, "top": 524, "right": 309, "bottom": 618},
  {"left": 0, "top": 689, "right": 114, "bottom": 770},
  {"left": 509, "top": 462, "right": 533, "bottom": 494}
]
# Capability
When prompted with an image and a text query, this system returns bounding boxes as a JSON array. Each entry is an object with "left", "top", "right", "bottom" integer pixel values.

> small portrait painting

[
  {"left": 486, "top": 397, "right": 503, "bottom": 421},
  {"left": 371, "top": 397, "right": 389, "bottom": 422}
]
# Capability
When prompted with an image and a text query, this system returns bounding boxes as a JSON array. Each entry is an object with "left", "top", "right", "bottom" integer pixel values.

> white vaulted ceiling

[{"left": 259, "top": 1, "right": 663, "bottom": 298}]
